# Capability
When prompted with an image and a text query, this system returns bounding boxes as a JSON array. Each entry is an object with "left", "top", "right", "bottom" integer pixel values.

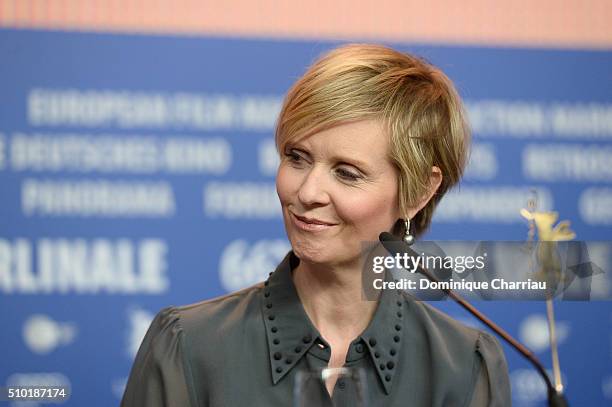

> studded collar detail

[{"left": 261, "top": 251, "right": 406, "bottom": 395}]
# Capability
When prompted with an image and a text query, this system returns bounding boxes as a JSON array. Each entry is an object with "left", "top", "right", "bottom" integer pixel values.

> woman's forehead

[{"left": 294, "top": 119, "right": 387, "bottom": 151}]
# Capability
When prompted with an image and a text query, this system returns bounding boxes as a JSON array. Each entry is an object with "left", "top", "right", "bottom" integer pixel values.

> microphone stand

[{"left": 378, "top": 232, "right": 569, "bottom": 407}]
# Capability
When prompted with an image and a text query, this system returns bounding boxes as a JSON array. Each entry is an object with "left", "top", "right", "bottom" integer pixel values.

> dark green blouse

[{"left": 122, "top": 251, "right": 511, "bottom": 406}]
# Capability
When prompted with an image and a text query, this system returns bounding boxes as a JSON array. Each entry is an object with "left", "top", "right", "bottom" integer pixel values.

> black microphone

[{"left": 378, "top": 232, "right": 569, "bottom": 407}]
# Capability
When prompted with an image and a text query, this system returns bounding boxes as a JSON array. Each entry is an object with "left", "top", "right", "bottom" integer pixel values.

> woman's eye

[
  {"left": 336, "top": 168, "right": 361, "bottom": 181},
  {"left": 284, "top": 150, "right": 303, "bottom": 163}
]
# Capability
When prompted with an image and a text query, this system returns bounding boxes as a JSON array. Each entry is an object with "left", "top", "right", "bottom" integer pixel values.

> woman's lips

[{"left": 290, "top": 212, "right": 337, "bottom": 232}]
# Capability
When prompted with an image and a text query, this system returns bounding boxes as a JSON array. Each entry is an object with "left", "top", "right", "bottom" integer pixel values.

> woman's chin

[
  {"left": 291, "top": 243, "right": 333, "bottom": 265},
  {"left": 292, "top": 244, "right": 362, "bottom": 269},
  {"left": 292, "top": 247, "right": 321, "bottom": 262}
]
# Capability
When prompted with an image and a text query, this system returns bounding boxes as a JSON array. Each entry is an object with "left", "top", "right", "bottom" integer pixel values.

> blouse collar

[{"left": 261, "top": 250, "right": 407, "bottom": 395}]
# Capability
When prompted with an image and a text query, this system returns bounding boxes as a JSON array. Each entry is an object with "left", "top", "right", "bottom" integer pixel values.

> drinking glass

[{"left": 293, "top": 367, "right": 368, "bottom": 407}]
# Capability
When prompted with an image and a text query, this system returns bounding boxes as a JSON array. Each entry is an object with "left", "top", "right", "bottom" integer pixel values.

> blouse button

[
  {"left": 394, "top": 335, "right": 400, "bottom": 342},
  {"left": 385, "top": 374, "right": 391, "bottom": 382},
  {"left": 294, "top": 346, "right": 302, "bottom": 353},
  {"left": 268, "top": 315, "right": 276, "bottom": 321},
  {"left": 390, "top": 348, "right": 396, "bottom": 356},
  {"left": 397, "top": 311, "right": 402, "bottom": 318},
  {"left": 266, "top": 303, "right": 273, "bottom": 309},
  {"left": 285, "top": 358, "right": 293, "bottom": 364},
  {"left": 355, "top": 344, "right": 364, "bottom": 353},
  {"left": 276, "top": 367, "right": 283, "bottom": 373},
  {"left": 274, "top": 352, "right": 282, "bottom": 360},
  {"left": 396, "top": 300, "right": 402, "bottom": 307},
  {"left": 302, "top": 335, "right": 312, "bottom": 344},
  {"left": 379, "top": 363, "right": 386, "bottom": 371},
  {"left": 271, "top": 326, "right": 278, "bottom": 333},
  {"left": 337, "top": 379, "right": 346, "bottom": 390},
  {"left": 264, "top": 291, "right": 270, "bottom": 298},
  {"left": 368, "top": 338, "right": 377, "bottom": 346},
  {"left": 273, "top": 338, "right": 280, "bottom": 345},
  {"left": 395, "top": 324, "right": 401, "bottom": 331},
  {"left": 387, "top": 361, "right": 395, "bottom": 369},
  {"left": 374, "top": 351, "right": 380, "bottom": 358}
]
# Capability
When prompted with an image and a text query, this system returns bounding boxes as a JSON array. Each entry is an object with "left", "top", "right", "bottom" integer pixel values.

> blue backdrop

[{"left": 0, "top": 29, "right": 611, "bottom": 406}]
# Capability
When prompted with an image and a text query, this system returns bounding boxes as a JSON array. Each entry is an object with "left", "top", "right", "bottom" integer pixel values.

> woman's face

[{"left": 276, "top": 119, "right": 400, "bottom": 267}]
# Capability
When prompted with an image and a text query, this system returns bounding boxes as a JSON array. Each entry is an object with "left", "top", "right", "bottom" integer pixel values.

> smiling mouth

[
  {"left": 290, "top": 212, "right": 337, "bottom": 231},
  {"left": 292, "top": 213, "right": 336, "bottom": 226}
]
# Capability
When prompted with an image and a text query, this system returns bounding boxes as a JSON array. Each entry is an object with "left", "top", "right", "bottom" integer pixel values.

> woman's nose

[{"left": 297, "top": 167, "right": 330, "bottom": 206}]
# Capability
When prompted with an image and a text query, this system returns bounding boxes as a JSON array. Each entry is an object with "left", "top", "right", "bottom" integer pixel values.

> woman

[{"left": 122, "top": 44, "right": 511, "bottom": 406}]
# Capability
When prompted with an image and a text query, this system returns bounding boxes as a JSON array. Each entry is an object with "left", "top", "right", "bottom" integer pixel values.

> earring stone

[{"left": 403, "top": 218, "right": 415, "bottom": 245}]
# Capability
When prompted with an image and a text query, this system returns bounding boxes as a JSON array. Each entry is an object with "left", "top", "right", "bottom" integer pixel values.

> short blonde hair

[{"left": 275, "top": 44, "right": 470, "bottom": 237}]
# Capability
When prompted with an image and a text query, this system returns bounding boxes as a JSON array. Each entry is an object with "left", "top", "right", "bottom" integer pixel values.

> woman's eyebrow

[
  {"left": 329, "top": 154, "right": 372, "bottom": 172},
  {"left": 286, "top": 142, "right": 308, "bottom": 152}
]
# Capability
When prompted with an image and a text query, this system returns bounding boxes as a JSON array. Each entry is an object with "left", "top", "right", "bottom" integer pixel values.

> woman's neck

[{"left": 292, "top": 259, "right": 378, "bottom": 344}]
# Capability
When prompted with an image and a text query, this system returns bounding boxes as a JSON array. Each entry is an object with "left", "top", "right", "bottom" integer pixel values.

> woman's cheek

[
  {"left": 341, "top": 193, "right": 397, "bottom": 229},
  {"left": 334, "top": 193, "right": 372, "bottom": 223},
  {"left": 275, "top": 165, "right": 292, "bottom": 204}
]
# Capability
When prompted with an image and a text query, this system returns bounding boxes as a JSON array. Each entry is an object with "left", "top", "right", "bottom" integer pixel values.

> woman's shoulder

[
  {"left": 160, "top": 282, "right": 266, "bottom": 341},
  {"left": 123, "top": 284, "right": 266, "bottom": 407},
  {"left": 403, "top": 293, "right": 505, "bottom": 357},
  {"left": 401, "top": 294, "right": 511, "bottom": 404}
]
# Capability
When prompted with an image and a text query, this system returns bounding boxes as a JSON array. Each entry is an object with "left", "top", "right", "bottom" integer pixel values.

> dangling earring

[{"left": 403, "top": 218, "right": 415, "bottom": 245}]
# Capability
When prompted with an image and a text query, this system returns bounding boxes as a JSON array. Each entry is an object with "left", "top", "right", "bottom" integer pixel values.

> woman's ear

[{"left": 406, "top": 166, "right": 443, "bottom": 219}]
